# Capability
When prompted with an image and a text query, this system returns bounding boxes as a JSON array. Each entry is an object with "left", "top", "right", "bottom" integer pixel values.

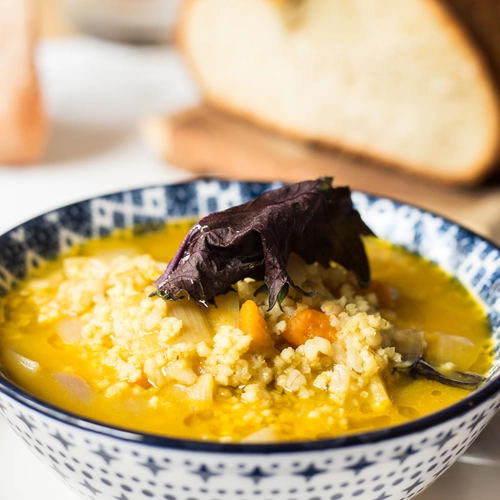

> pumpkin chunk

[
  {"left": 239, "top": 299, "right": 275, "bottom": 355},
  {"left": 282, "top": 309, "right": 337, "bottom": 347}
]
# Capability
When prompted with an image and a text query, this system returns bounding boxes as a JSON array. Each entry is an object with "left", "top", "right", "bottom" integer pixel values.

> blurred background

[
  {"left": 1, "top": 0, "right": 500, "bottom": 240},
  {"left": 2, "top": 0, "right": 500, "bottom": 498}
]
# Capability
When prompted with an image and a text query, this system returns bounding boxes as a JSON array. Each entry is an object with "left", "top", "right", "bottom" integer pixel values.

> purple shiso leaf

[{"left": 154, "top": 177, "right": 374, "bottom": 309}]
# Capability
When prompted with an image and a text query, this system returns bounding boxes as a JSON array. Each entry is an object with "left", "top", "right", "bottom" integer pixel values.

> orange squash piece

[
  {"left": 282, "top": 309, "right": 337, "bottom": 347},
  {"left": 239, "top": 300, "right": 275, "bottom": 356}
]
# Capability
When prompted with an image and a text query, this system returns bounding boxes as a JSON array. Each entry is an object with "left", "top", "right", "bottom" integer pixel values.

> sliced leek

[
  {"left": 186, "top": 373, "right": 215, "bottom": 402},
  {"left": 169, "top": 300, "right": 214, "bottom": 344},
  {"left": 207, "top": 291, "right": 240, "bottom": 330}
]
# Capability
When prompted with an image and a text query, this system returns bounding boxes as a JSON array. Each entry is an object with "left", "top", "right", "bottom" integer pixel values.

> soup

[{"left": 0, "top": 222, "right": 491, "bottom": 442}]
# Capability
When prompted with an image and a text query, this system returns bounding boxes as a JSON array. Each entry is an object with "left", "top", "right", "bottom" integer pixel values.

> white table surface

[{"left": 1, "top": 36, "right": 500, "bottom": 500}]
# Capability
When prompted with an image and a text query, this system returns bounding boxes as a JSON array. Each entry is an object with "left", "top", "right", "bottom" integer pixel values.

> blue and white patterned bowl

[{"left": 1, "top": 178, "right": 500, "bottom": 500}]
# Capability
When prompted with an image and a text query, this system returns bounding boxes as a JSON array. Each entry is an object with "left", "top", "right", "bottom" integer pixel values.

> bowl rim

[{"left": 1, "top": 178, "right": 500, "bottom": 454}]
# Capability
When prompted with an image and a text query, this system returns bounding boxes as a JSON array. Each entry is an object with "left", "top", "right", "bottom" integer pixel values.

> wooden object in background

[
  {"left": 0, "top": 0, "right": 49, "bottom": 164},
  {"left": 141, "top": 105, "right": 339, "bottom": 182},
  {"left": 141, "top": 104, "right": 500, "bottom": 240}
]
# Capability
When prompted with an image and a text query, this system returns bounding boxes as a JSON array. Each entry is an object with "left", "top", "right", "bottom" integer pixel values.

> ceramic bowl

[{"left": 0, "top": 178, "right": 500, "bottom": 500}]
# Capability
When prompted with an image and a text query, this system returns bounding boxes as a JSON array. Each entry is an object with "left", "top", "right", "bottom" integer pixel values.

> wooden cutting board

[{"left": 141, "top": 105, "right": 500, "bottom": 244}]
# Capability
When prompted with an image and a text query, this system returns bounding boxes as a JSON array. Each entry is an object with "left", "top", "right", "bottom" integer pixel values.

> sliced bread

[{"left": 178, "top": 0, "right": 500, "bottom": 183}]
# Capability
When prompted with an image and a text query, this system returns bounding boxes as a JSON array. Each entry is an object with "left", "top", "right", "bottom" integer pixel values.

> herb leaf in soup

[{"left": 154, "top": 177, "right": 374, "bottom": 309}]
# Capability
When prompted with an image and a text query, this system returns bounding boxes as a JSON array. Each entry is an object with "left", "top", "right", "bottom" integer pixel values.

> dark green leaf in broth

[
  {"left": 154, "top": 178, "right": 374, "bottom": 309},
  {"left": 410, "top": 358, "right": 485, "bottom": 389}
]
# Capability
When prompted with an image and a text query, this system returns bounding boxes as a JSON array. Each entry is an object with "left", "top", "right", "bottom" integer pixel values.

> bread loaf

[
  {"left": 177, "top": 0, "right": 500, "bottom": 184},
  {"left": 0, "top": 0, "right": 48, "bottom": 165}
]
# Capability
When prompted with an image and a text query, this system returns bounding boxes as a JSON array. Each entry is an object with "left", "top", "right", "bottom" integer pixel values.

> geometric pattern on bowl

[{"left": 0, "top": 392, "right": 499, "bottom": 500}]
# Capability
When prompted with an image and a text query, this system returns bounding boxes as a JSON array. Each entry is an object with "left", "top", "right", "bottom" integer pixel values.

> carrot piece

[
  {"left": 239, "top": 300, "right": 275, "bottom": 356},
  {"left": 282, "top": 309, "right": 337, "bottom": 347}
]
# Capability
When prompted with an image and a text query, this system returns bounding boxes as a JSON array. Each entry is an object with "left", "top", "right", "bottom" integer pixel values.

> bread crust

[
  {"left": 430, "top": 0, "right": 500, "bottom": 177},
  {"left": 444, "top": 0, "right": 500, "bottom": 87},
  {"left": 177, "top": 0, "right": 500, "bottom": 184}
]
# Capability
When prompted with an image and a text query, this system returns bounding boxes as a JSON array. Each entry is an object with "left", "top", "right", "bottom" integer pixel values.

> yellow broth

[{"left": 0, "top": 223, "right": 492, "bottom": 442}]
